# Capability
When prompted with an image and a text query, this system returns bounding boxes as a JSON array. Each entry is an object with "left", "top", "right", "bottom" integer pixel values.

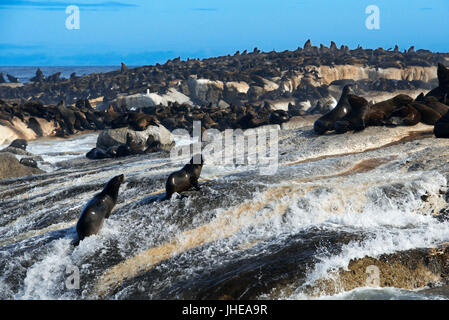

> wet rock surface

[
  {"left": 0, "top": 152, "right": 43, "bottom": 180},
  {"left": 2, "top": 45, "right": 449, "bottom": 300},
  {"left": 1, "top": 120, "right": 449, "bottom": 299}
]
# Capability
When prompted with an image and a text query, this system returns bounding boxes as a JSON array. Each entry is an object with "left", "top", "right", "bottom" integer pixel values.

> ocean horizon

[{"left": 0, "top": 66, "right": 137, "bottom": 83}]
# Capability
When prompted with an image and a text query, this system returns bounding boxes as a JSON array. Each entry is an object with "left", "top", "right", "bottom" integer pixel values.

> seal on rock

[
  {"left": 426, "top": 63, "right": 449, "bottom": 105},
  {"left": 409, "top": 102, "right": 442, "bottom": 125},
  {"left": 27, "top": 117, "right": 43, "bottom": 137},
  {"left": 313, "top": 85, "right": 352, "bottom": 135},
  {"left": 74, "top": 174, "right": 125, "bottom": 245},
  {"left": 366, "top": 94, "right": 413, "bottom": 126},
  {"left": 434, "top": 108, "right": 449, "bottom": 138},
  {"left": 388, "top": 105, "right": 422, "bottom": 126},
  {"left": 334, "top": 94, "right": 370, "bottom": 133},
  {"left": 416, "top": 95, "right": 449, "bottom": 116},
  {"left": 86, "top": 147, "right": 109, "bottom": 160},
  {"left": 164, "top": 155, "right": 204, "bottom": 200},
  {"left": 9, "top": 139, "right": 27, "bottom": 150},
  {"left": 20, "top": 158, "right": 38, "bottom": 168},
  {"left": 269, "top": 110, "right": 289, "bottom": 125}
]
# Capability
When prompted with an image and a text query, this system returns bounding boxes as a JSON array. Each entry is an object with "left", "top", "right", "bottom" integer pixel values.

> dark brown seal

[
  {"left": 366, "top": 94, "right": 413, "bottom": 126},
  {"left": 74, "top": 174, "right": 125, "bottom": 245},
  {"left": 164, "top": 155, "right": 204, "bottom": 200},
  {"left": 313, "top": 85, "right": 352, "bottom": 135},
  {"left": 334, "top": 94, "right": 370, "bottom": 133}
]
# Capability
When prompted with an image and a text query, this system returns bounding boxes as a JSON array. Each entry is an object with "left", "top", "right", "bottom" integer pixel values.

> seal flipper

[
  {"left": 352, "top": 119, "right": 366, "bottom": 132},
  {"left": 71, "top": 237, "right": 81, "bottom": 247},
  {"left": 191, "top": 179, "right": 201, "bottom": 191}
]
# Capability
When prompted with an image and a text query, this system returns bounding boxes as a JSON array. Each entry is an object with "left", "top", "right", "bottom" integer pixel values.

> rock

[
  {"left": 96, "top": 124, "right": 175, "bottom": 151},
  {"left": 304, "top": 245, "right": 449, "bottom": 297},
  {"left": 0, "top": 139, "right": 44, "bottom": 160},
  {"left": 281, "top": 115, "right": 321, "bottom": 130},
  {"left": 187, "top": 77, "right": 224, "bottom": 105},
  {"left": 0, "top": 153, "right": 43, "bottom": 180},
  {"left": 0, "top": 145, "right": 43, "bottom": 160}
]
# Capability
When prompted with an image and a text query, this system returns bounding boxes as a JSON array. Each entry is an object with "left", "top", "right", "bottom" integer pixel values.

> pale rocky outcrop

[
  {"left": 280, "top": 115, "right": 320, "bottom": 130},
  {"left": 187, "top": 77, "right": 224, "bottom": 105},
  {"left": 116, "top": 88, "right": 192, "bottom": 109},
  {"left": 0, "top": 117, "right": 56, "bottom": 145},
  {"left": 318, "top": 65, "right": 437, "bottom": 85},
  {"left": 96, "top": 124, "right": 174, "bottom": 151},
  {"left": 261, "top": 78, "right": 279, "bottom": 92},
  {"left": 225, "top": 81, "right": 250, "bottom": 94},
  {"left": 279, "top": 74, "right": 303, "bottom": 92}
]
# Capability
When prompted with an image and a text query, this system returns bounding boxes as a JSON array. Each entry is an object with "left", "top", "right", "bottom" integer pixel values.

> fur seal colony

[
  {"left": 0, "top": 41, "right": 446, "bottom": 108},
  {"left": 313, "top": 63, "right": 449, "bottom": 136},
  {"left": 1, "top": 41, "right": 449, "bottom": 146},
  {"left": 4, "top": 45, "right": 449, "bottom": 300}
]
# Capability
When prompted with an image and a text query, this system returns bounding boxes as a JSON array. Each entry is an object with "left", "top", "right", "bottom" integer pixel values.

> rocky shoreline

[
  {"left": 0, "top": 42, "right": 448, "bottom": 146},
  {"left": 1, "top": 41, "right": 447, "bottom": 108},
  {"left": 2, "top": 43, "right": 449, "bottom": 299}
]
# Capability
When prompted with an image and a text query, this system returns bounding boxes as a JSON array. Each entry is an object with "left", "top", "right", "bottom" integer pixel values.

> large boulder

[
  {"left": 0, "top": 152, "right": 43, "bottom": 180},
  {"left": 96, "top": 124, "right": 175, "bottom": 151},
  {"left": 0, "top": 139, "right": 43, "bottom": 161}
]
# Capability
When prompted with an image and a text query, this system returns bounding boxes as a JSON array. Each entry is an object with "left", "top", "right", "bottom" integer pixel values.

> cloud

[
  {"left": 0, "top": 1, "right": 138, "bottom": 11},
  {"left": 419, "top": 7, "right": 433, "bottom": 11}
]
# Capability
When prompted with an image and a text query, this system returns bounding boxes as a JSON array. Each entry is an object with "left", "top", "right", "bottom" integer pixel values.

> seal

[
  {"left": 388, "top": 105, "right": 422, "bottom": 126},
  {"left": 27, "top": 117, "right": 43, "bottom": 137},
  {"left": 164, "top": 155, "right": 204, "bottom": 200},
  {"left": 366, "top": 94, "right": 413, "bottom": 126},
  {"left": 125, "top": 133, "right": 146, "bottom": 154},
  {"left": 20, "top": 158, "right": 38, "bottom": 168},
  {"left": 128, "top": 112, "right": 160, "bottom": 131},
  {"left": 313, "top": 84, "right": 352, "bottom": 135},
  {"left": 434, "top": 108, "right": 449, "bottom": 138},
  {"left": 426, "top": 63, "right": 449, "bottom": 105},
  {"left": 334, "top": 94, "right": 370, "bottom": 133},
  {"left": 115, "top": 144, "right": 132, "bottom": 157},
  {"left": 106, "top": 146, "right": 119, "bottom": 158},
  {"left": 269, "top": 110, "right": 289, "bottom": 125},
  {"left": 409, "top": 102, "right": 442, "bottom": 125},
  {"left": 9, "top": 139, "right": 27, "bottom": 150},
  {"left": 86, "top": 147, "right": 109, "bottom": 160},
  {"left": 74, "top": 174, "right": 125, "bottom": 245},
  {"left": 416, "top": 95, "right": 449, "bottom": 116}
]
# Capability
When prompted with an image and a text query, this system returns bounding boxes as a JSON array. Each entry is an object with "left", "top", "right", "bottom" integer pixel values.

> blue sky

[{"left": 0, "top": 0, "right": 448, "bottom": 66}]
